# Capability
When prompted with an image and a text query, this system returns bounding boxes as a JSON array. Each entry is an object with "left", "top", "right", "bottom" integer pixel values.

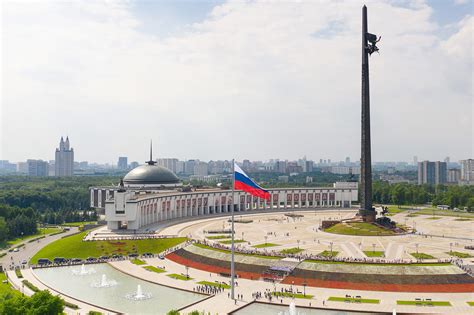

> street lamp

[
  {"left": 303, "top": 281, "right": 307, "bottom": 297},
  {"left": 449, "top": 243, "right": 453, "bottom": 254},
  {"left": 297, "top": 240, "right": 300, "bottom": 249},
  {"left": 415, "top": 243, "right": 419, "bottom": 254},
  {"left": 372, "top": 243, "right": 376, "bottom": 254},
  {"left": 330, "top": 242, "right": 333, "bottom": 257},
  {"left": 185, "top": 265, "right": 189, "bottom": 279},
  {"left": 264, "top": 235, "right": 268, "bottom": 245}
]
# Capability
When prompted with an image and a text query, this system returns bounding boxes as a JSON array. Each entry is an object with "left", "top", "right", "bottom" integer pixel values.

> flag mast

[{"left": 230, "top": 159, "right": 236, "bottom": 300}]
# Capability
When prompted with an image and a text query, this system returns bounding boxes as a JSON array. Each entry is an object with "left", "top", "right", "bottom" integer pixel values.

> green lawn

[
  {"left": 397, "top": 300, "right": 451, "bottom": 306},
  {"left": 61, "top": 221, "right": 97, "bottom": 227},
  {"left": 280, "top": 247, "right": 303, "bottom": 255},
  {"left": 467, "top": 301, "right": 474, "bottom": 306},
  {"left": 143, "top": 266, "right": 166, "bottom": 273},
  {"left": 0, "top": 272, "right": 21, "bottom": 300},
  {"left": 455, "top": 218, "right": 472, "bottom": 221},
  {"left": 328, "top": 296, "right": 380, "bottom": 304},
  {"left": 447, "top": 251, "right": 472, "bottom": 258},
  {"left": 318, "top": 250, "right": 339, "bottom": 258},
  {"left": 385, "top": 206, "right": 407, "bottom": 214},
  {"left": 414, "top": 209, "right": 474, "bottom": 218},
  {"left": 131, "top": 258, "right": 146, "bottom": 265},
  {"left": 325, "top": 222, "right": 395, "bottom": 236},
  {"left": 219, "top": 239, "right": 246, "bottom": 245},
  {"left": 167, "top": 273, "right": 192, "bottom": 281},
  {"left": 272, "top": 292, "right": 313, "bottom": 299},
  {"left": 193, "top": 243, "right": 281, "bottom": 260},
  {"left": 406, "top": 214, "right": 419, "bottom": 217},
  {"left": 5, "top": 227, "right": 63, "bottom": 247},
  {"left": 30, "top": 231, "right": 187, "bottom": 264},
  {"left": 206, "top": 235, "right": 230, "bottom": 240},
  {"left": 425, "top": 217, "right": 441, "bottom": 220},
  {"left": 410, "top": 252, "right": 435, "bottom": 260},
  {"left": 364, "top": 251, "right": 384, "bottom": 257},
  {"left": 253, "top": 243, "right": 280, "bottom": 248},
  {"left": 197, "top": 281, "right": 230, "bottom": 289}
]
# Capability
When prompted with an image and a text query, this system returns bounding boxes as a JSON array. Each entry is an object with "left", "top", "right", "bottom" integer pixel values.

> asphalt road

[{"left": 0, "top": 227, "right": 79, "bottom": 271}]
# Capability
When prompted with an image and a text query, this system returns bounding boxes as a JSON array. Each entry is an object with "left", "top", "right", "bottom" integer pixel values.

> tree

[{"left": 0, "top": 217, "right": 8, "bottom": 242}]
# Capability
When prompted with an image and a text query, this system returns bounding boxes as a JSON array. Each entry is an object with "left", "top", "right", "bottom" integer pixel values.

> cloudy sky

[{"left": 1, "top": 0, "right": 472, "bottom": 164}]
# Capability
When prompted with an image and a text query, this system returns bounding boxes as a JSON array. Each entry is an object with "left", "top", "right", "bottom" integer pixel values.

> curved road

[{"left": 0, "top": 227, "right": 79, "bottom": 271}]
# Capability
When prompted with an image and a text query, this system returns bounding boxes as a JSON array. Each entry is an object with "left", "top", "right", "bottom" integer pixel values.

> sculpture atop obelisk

[{"left": 359, "top": 5, "right": 380, "bottom": 222}]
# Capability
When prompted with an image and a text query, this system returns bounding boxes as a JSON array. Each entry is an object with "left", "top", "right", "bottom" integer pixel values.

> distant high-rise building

[
  {"left": 0, "top": 160, "right": 16, "bottom": 173},
  {"left": 176, "top": 160, "right": 185, "bottom": 174},
  {"left": 55, "top": 136, "right": 74, "bottom": 176},
  {"left": 460, "top": 159, "right": 474, "bottom": 183},
  {"left": 345, "top": 157, "right": 350, "bottom": 165},
  {"left": 447, "top": 169, "right": 461, "bottom": 183},
  {"left": 418, "top": 161, "right": 447, "bottom": 185},
  {"left": 157, "top": 158, "right": 178, "bottom": 173},
  {"left": 118, "top": 157, "right": 128, "bottom": 170},
  {"left": 194, "top": 162, "right": 208, "bottom": 176},
  {"left": 184, "top": 160, "right": 196, "bottom": 175},
  {"left": 444, "top": 156, "right": 450, "bottom": 164},
  {"left": 413, "top": 156, "right": 418, "bottom": 166},
  {"left": 17, "top": 162, "right": 28, "bottom": 174},
  {"left": 129, "top": 161, "right": 139, "bottom": 169},
  {"left": 27, "top": 159, "right": 49, "bottom": 176}
]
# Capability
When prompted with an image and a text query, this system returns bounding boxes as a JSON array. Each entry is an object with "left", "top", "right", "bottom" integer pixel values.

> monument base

[{"left": 358, "top": 208, "right": 376, "bottom": 222}]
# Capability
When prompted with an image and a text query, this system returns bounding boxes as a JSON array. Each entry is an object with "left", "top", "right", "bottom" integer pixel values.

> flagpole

[{"left": 231, "top": 159, "right": 235, "bottom": 300}]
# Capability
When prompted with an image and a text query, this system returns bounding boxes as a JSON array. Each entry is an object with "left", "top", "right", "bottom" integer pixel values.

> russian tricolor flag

[{"left": 234, "top": 163, "right": 270, "bottom": 201}]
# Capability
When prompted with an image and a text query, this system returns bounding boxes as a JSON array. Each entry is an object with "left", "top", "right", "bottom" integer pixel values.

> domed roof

[{"left": 123, "top": 164, "right": 180, "bottom": 185}]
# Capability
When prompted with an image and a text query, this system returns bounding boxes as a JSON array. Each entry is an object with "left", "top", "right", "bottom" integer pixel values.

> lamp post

[
  {"left": 415, "top": 243, "right": 419, "bottom": 254},
  {"left": 297, "top": 240, "right": 300, "bottom": 249},
  {"left": 241, "top": 231, "right": 244, "bottom": 241},
  {"left": 303, "top": 281, "right": 307, "bottom": 297},
  {"left": 372, "top": 243, "right": 376, "bottom": 254},
  {"left": 449, "top": 243, "right": 453, "bottom": 254},
  {"left": 185, "top": 265, "right": 189, "bottom": 279},
  {"left": 264, "top": 235, "right": 268, "bottom": 245},
  {"left": 330, "top": 242, "right": 333, "bottom": 257}
]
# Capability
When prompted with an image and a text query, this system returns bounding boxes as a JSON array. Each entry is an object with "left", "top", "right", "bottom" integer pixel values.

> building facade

[
  {"left": 27, "top": 159, "right": 49, "bottom": 176},
  {"left": 417, "top": 161, "right": 447, "bottom": 185},
  {"left": 55, "top": 136, "right": 74, "bottom": 176},
  {"left": 460, "top": 159, "right": 474, "bottom": 184},
  {"left": 118, "top": 157, "right": 128, "bottom": 170}
]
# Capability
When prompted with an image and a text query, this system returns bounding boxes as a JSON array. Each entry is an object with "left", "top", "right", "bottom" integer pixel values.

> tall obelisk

[{"left": 359, "top": 5, "right": 379, "bottom": 222}]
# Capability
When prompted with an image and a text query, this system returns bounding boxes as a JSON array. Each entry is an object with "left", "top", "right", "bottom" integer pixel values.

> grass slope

[
  {"left": 193, "top": 243, "right": 281, "bottom": 260},
  {"left": 410, "top": 252, "right": 435, "bottom": 260},
  {"left": 364, "top": 251, "right": 385, "bottom": 257},
  {"left": 325, "top": 222, "right": 395, "bottom": 236},
  {"left": 30, "top": 231, "right": 186, "bottom": 264},
  {"left": 143, "top": 266, "right": 166, "bottom": 273},
  {"left": 253, "top": 243, "right": 280, "bottom": 248}
]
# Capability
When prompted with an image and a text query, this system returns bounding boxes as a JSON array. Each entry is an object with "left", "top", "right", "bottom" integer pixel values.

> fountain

[
  {"left": 72, "top": 264, "right": 96, "bottom": 276},
  {"left": 125, "top": 284, "right": 152, "bottom": 301},
  {"left": 278, "top": 301, "right": 302, "bottom": 315},
  {"left": 91, "top": 274, "right": 117, "bottom": 288}
]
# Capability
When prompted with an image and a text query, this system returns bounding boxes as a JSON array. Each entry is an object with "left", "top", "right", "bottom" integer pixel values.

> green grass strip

[
  {"left": 410, "top": 252, "right": 435, "bottom": 259},
  {"left": 328, "top": 296, "right": 379, "bottom": 304},
  {"left": 467, "top": 302, "right": 474, "bottom": 306},
  {"left": 143, "top": 266, "right": 166, "bottom": 273},
  {"left": 197, "top": 281, "right": 230, "bottom": 289},
  {"left": 363, "top": 251, "right": 384, "bottom": 257},
  {"left": 205, "top": 235, "right": 230, "bottom": 240},
  {"left": 131, "top": 258, "right": 146, "bottom": 265},
  {"left": 167, "top": 273, "right": 193, "bottom": 281},
  {"left": 272, "top": 292, "right": 313, "bottom": 299},
  {"left": 280, "top": 247, "right": 303, "bottom": 255},
  {"left": 397, "top": 300, "right": 451, "bottom": 306},
  {"left": 14, "top": 269, "right": 23, "bottom": 279},
  {"left": 253, "top": 243, "right": 280, "bottom": 248},
  {"left": 446, "top": 251, "right": 472, "bottom": 258},
  {"left": 30, "top": 231, "right": 186, "bottom": 264},
  {"left": 318, "top": 250, "right": 339, "bottom": 258},
  {"left": 21, "top": 280, "right": 40, "bottom": 293}
]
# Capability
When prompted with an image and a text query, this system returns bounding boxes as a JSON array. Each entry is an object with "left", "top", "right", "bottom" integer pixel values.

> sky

[{"left": 1, "top": 0, "right": 472, "bottom": 164}]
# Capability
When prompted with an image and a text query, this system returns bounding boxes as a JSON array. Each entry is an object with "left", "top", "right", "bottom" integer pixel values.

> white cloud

[{"left": 1, "top": 0, "right": 472, "bottom": 163}]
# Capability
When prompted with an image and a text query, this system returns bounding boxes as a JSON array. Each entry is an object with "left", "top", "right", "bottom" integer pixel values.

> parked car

[
  {"left": 13, "top": 248, "right": 19, "bottom": 252},
  {"left": 53, "top": 257, "right": 66, "bottom": 264},
  {"left": 21, "top": 260, "right": 27, "bottom": 265},
  {"left": 38, "top": 258, "right": 52, "bottom": 265},
  {"left": 71, "top": 258, "right": 83, "bottom": 263}
]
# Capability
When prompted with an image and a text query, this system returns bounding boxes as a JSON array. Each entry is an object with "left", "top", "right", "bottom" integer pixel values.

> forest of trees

[
  {"left": 0, "top": 176, "right": 117, "bottom": 243},
  {"left": 373, "top": 181, "right": 474, "bottom": 211}
]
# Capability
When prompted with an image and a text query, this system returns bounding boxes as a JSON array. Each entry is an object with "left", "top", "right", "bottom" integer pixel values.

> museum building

[{"left": 90, "top": 161, "right": 358, "bottom": 230}]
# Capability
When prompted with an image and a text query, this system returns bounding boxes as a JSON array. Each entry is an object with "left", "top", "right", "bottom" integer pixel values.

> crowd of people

[{"left": 193, "top": 283, "right": 227, "bottom": 295}]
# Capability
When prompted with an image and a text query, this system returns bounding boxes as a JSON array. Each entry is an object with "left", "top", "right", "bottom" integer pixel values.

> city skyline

[{"left": 1, "top": 1, "right": 472, "bottom": 163}]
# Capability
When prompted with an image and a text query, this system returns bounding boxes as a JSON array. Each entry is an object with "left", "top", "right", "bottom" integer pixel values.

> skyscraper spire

[{"left": 146, "top": 139, "right": 156, "bottom": 165}]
